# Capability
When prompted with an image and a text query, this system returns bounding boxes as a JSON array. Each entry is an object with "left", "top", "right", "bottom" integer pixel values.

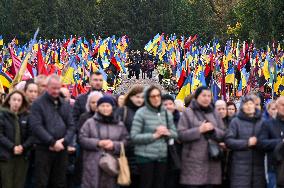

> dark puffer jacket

[
  {"left": 225, "top": 110, "right": 266, "bottom": 188},
  {"left": 29, "top": 92, "right": 76, "bottom": 147},
  {"left": 0, "top": 108, "right": 33, "bottom": 161},
  {"left": 73, "top": 91, "right": 91, "bottom": 126}
]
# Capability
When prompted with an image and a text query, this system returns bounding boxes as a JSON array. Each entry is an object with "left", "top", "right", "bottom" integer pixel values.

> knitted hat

[
  {"left": 97, "top": 96, "right": 115, "bottom": 107},
  {"left": 194, "top": 86, "right": 210, "bottom": 99},
  {"left": 162, "top": 94, "right": 175, "bottom": 102}
]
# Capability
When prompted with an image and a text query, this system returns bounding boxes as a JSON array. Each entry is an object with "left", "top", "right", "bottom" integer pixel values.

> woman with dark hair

[
  {"left": 227, "top": 101, "right": 237, "bottom": 119},
  {"left": 178, "top": 86, "right": 225, "bottom": 188},
  {"left": 23, "top": 80, "right": 38, "bottom": 188},
  {"left": 24, "top": 79, "right": 39, "bottom": 104},
  {"left": 116, "top": 93, "right": 126, "bottom": 108},
  {"left": 0, "top": 90, "right": 33, "bottom": 188},
  {"left": 131, "top": 85, "right": 177, "bottom": 188},
  {"left": 225, "top": 96, "right": 266, "bottom": 188},
  {"left": 117, "top": 85, "right": 144, "bottom": 188}
]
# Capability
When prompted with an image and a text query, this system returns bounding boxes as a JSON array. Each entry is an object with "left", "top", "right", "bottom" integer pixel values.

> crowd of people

[{"left": 1, "top": 71, "right": 284, "bottom": 188}]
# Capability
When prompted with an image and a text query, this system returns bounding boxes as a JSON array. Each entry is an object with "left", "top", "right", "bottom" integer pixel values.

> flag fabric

[
  {"left": 37, "top": 46, "right": 49, "bottom": 75},
  {"left": 0, "top": 71, "right": 12, "bottom": 88},
  {"left": 0, "top": 35, "right": 3, "bottom": 46}
]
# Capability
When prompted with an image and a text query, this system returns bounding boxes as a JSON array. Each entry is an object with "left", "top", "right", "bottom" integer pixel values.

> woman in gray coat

[
  {"left": 79, "top": 96, "right": 128, "bottom": 188},
  {"left": 178, "top": 86, "right": 225, "bottom": 188},
  {"left": 225, "top": 95, "right": 266, "bottom": 188}
]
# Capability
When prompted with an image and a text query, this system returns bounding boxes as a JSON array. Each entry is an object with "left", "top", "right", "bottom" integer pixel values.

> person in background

[
  {"left": 131, "top": 85, "right": 177, "bottom": 188},
  {"left": 141, "top": 60, "right": 147, "bottom": 79},
  {"left": 60, "top": 87, "right": 75, "bottom": 107},
  {"left": 134, "top": 62, "right": 141, "bottom": 79},
  {"left": 73, "top": 71, "right": 104, "bottom": 126},
  {"left": 215, "top": 99, "right": 232, "bottom": 188},
  {"left": 162, "top": 94, "right": 182, "bottom": 188},
  {"left": 0, "top": 93, "right": 6, "bottom": 105},
  {"left": 0, "top": 90, "right": 33, "bottom": 188},
  {"left": 157, "top": 63, "right": 164, "bottom": 83},
  {"left": 34, "top": 75, "right": 47, "bottom": 96},
  {"left": 259, "top": 97, "right": 284, "bottom": 188},
  {"left": 162, "top": 94, "right": 180, "bottom": 126},
  {"left": 215, "top": 100, "right": 228, "bottom": 127},
  {"left": 29, "top": 74, "right": 76, "bottom": 188},
  {"left": 117, "top": 93, "right": 125, "bottom": 108},
  {"left": 73, "top": 91, "right": 103, "bottom": 187},
  {"left": 251, "top": 94, "right": 262, "bottom": 111},
  {"left": 117, "top": 85, "right": 144, "bottom": 188},
  {"left": 59, "top": 87, "right": 77, "bottom": 188},
  {"left": 147, "top": 60, "right": 154, "bottom": 79},
  {"left": 225, "top": 95, "right": 265, "bottom": 188},
  {"left": 23, "top": 80, "right": 39, "bottom": 188},
  {"left": 178, "top": 86, "right": 225, "bottom": 188},
  {"left": 24, "top": 80, "right": 39, "bottom": 105},
  {"left": 79, "top": 96, "right": 129, "bottom": 188},
  {"left": 263, "top": 100, "right": 278, "bottom": 120},
  {"left": 227, "top": 101, "right": 237, "bottom": 120}
]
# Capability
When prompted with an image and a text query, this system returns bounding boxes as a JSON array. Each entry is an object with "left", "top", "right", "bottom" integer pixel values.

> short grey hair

[
  {"left": 86, "top": 91, "right": 103, "bottom": 112},
  {"left": 46, "top": 74, "right": 61, "bottom": 84},
  {"left": 215, "top": 100, "right": 227, "bottom": 107}
]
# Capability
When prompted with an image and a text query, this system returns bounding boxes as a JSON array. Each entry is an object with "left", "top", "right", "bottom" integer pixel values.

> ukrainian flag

[
  {"left": 0, "top": 71, "right": 12, "bottom": 88},
  {"left": 0, "top": 35, "right": 3, "bottom": 46}
]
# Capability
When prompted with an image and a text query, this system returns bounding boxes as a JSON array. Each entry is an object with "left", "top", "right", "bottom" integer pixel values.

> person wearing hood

[
  {"left": 117, "top": 85, "right": 144, "bottom": 188},
  {"left": 131, "top": 85, "right": 177, "bottom": 188},
  {"left": 0, "top": 90, "right": 33, "bottom": 188},
  {"left": 258, "top": 96, "right": 284, "bottom": 188},
  {"left": 79, "top": 96, "right": 129, "bottom": 188},
  {"left": 178, "top": 86, "right": 225, "bottom": 188},
  {"left": 225, "top": 95, "right": 266, "bottom": 188}
]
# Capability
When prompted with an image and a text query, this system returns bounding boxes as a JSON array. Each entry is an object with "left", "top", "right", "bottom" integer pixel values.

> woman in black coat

[
  {"left": 116, "top": 85, "right": 144, "bottom": 188},
  {"left": 225, "top": 95, "right": 266, "bottom": 188},
  {"left": 0, "top": 90, "right": 32, "bottom": 188}
]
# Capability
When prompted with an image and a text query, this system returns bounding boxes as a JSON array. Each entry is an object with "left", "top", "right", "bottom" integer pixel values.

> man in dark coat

[
  {"left": 73, "top": 71, "right": 104, "bottom": 126},
  {"left": 29, "top": 74, "right": 76, "bottom": 188},
  {"left": 259, "top": 96, "right": 284, "bottom": 187}
]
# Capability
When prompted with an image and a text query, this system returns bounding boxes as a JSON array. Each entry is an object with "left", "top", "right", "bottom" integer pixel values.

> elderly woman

[
  {"left": 77, "top": 91, "right": 104, "bottom": 130},
  {"left": 178, "top": 86, "right": 225, "bottom": 188},
  {"left": 73, "top": 91, "right": 103, "bottom": 186},
  {"left": 79, "top": 96, "right": 128, "bottom": 188},
  {"left": 0, "top": 90, "right": 33, "bottom": 188},
  {"left": 225, "top": 95, "right": 266, "bottom": 188}
]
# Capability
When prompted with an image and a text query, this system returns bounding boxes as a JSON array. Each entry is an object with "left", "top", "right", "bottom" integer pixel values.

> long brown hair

[
  {"left": 2, "top": 90, "right": 29, "bottom": 114},
  {"left": 123, "top": 85, "right": 144, "bottom": 106}
]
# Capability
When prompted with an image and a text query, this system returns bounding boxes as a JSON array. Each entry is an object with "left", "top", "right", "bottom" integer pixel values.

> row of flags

[
  {"left": 0, "top": 30, "right": 130, "bottom": 95},
  {"left": 144, "top": 33, "right": 284, "bottom": 101}
]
